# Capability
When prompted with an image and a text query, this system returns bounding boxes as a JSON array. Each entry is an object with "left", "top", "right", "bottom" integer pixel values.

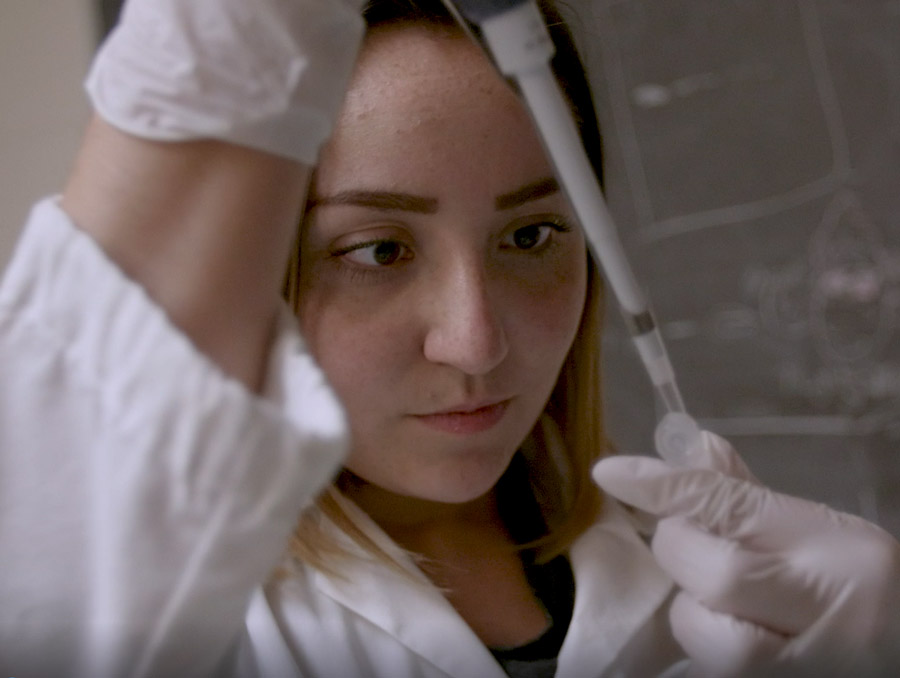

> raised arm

[
  {"left": 0, "top": 1, "right": 363, "bottom": 675},
  {"left": 62, "top": 0, "right": 364, "bottom": 387},
  {"left": 62, "top": 122, "right": 308, "bottom": 388}
]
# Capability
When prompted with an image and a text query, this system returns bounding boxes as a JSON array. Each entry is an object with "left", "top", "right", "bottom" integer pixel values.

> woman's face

[{"left": 298, "top": 26, "right": 588, "bottom": 504}]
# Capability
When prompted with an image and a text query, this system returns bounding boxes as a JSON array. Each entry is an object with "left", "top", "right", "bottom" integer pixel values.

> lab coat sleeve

[{"left": 0, "top": 198, "right": 347, "bottom": 677}]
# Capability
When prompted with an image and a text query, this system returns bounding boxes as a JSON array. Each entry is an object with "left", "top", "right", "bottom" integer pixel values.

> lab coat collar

[
  {"left": 557, "top": 501, "right": 674, "bottom": 677},
  {"left": 310, "top": 496, "right": 672, "bottom": 678},
  {"left": 311, "top": 497, "right": 509, "bottom": 678}
]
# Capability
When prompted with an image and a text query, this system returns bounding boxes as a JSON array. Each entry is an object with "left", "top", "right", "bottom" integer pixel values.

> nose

[{"left": 422, "top": 261, "right": 509, "bottom": 376}]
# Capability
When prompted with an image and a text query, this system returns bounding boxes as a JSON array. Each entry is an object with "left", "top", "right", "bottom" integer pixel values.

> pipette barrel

[{"left": 476, "top": 0, "right": 688, "bottom": 415}]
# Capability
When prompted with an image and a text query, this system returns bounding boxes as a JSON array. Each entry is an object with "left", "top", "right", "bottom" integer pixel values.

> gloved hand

[
  {"left": 86, "top": 0, "right": 366, "bottom": 164},
  {"left": 592, "top": 416, "right": 900, "bottom": 677}
]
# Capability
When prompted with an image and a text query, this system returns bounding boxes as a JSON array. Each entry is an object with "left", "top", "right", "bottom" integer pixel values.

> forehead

[
  {"left": 314, "top": 25, "right": 553, "bottom": 197},
  {"left": 345, "top": 25, "right": 512, "bottom": 114}
]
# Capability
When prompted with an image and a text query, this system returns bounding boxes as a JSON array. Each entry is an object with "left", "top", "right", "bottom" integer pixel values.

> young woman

[{"left": 0, "top": 0, "right": 897, "bottom": 676}]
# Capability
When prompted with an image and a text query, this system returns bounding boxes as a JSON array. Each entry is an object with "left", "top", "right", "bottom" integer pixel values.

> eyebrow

[
  {"left": 494, "top": 177, "right": 560, "bottom": 210},
  {"left": 308, "top": 176, "right": 561, "bottom": 214},
  {"left": 307, "top": 190, "right": 439, "bottom": 214}
]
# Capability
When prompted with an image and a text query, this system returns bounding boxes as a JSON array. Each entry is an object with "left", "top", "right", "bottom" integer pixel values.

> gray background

[
  {"left": 0, "top": 1, "right": 93, "bottom": 270},
  {"left": 576, "top": 0, "right": 900, "bottom": 535}
]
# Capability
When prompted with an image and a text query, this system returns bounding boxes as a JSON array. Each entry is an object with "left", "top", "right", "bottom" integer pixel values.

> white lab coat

[
  {"left": 0, "top": 199, "right": 685, "bottom": 677},
  {"left": 238, "top": 497, "right": 684, "bottom": 678}
]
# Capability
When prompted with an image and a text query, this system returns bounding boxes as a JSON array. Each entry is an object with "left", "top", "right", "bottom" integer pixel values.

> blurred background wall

[
  {"left": 578, "top": 0, "right": 900, "bottom": 536},
  {"left": 2, "top": 0, "right": 898, "bottom": 536},
  {"left": 0, "top": 0, "right": 95, "bottom": 269}
]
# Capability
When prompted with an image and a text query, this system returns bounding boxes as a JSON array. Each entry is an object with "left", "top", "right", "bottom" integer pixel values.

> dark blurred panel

[
  {"left": 587, "top": 0, "right": 900, "bottom": 536},
  {"left": 98, "top": 0, "right": 124, "bottom": 41}
]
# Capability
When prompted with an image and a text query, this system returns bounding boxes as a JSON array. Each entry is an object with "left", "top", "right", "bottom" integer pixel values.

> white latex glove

[
  {"left": 86, "top": 0, "right": 366, "bottom": 164},
  {"left": 592, "top": 416, "right": 900, "bottom": 677}
]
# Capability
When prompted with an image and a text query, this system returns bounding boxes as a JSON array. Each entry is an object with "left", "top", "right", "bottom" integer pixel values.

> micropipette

[{"left": 444, "top": 0, "right": 698, "bottom": 465}]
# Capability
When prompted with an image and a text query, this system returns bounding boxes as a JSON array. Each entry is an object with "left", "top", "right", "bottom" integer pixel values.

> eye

[
  {"left": 336, "top": 239, "right": 413, "bottom": 267},
  {"left": 501, "top": 218, "right": 572, "bottom": 252},
  {"left": 511, "top": 224, "right": 549, "bottom": 250}
]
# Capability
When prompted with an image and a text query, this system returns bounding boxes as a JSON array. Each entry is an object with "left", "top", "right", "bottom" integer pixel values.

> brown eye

[
  {"left": 340, "top": 239, "right": 412, "bottom": 267},
  {"left": 512, "top": 224, "right": 546, "bottom": 250},
  {"left": 501, "top": 216, "right": 573, "bottom": 254},
  {"left": 502, "top": 221, "right": 565, "bottom": 252},
  {"left": 371, "top": 241, "right": 403, "bottom": 265}
]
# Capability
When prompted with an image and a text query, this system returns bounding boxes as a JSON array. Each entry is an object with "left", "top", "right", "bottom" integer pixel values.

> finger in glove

[
  {"left": 653, "top": 515, "right": 823, "bottom": 635},
  {"left": 669, "top": 591, "right": 787, "bottom": 678}
]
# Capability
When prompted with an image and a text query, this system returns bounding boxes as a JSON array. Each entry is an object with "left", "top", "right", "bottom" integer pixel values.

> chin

[
  {"left": 413, "top": 451, "right": 517, "bottom": 504},
  {"left": 345, "top": 419, "right": 534, "bottom": 505}
]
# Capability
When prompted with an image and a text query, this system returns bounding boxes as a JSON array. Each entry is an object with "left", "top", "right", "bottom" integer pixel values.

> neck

[{"left": 336, "top": 472, "right": 554, "bottom": 649}]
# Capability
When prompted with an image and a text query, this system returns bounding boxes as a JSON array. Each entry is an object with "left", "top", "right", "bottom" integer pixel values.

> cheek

[
  {"left": 546, "top": 269, "right": 588, "bottom": 352},
  {"left": 506, "top": 251, "right": 588, "bottom": 373},
  {"left": 528, "top": 245, "right": 588, "bottom": 332},
  {"left": 296, "top": 284, "right": 411, "bottom": 411}
]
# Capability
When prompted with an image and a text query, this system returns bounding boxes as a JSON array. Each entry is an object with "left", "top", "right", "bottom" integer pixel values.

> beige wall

[{"left": 0, "top": 0, "right": 95, "bottom": 270}]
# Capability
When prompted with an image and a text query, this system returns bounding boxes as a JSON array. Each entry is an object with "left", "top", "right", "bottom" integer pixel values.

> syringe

[{"left": 445, "top": 0, "right": 698, "bottom": 465}]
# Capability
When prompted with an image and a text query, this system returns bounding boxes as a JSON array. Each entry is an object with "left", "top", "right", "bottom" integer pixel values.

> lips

[{"left": 412, "top": 400, "right": 510, "bottom": 435}]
